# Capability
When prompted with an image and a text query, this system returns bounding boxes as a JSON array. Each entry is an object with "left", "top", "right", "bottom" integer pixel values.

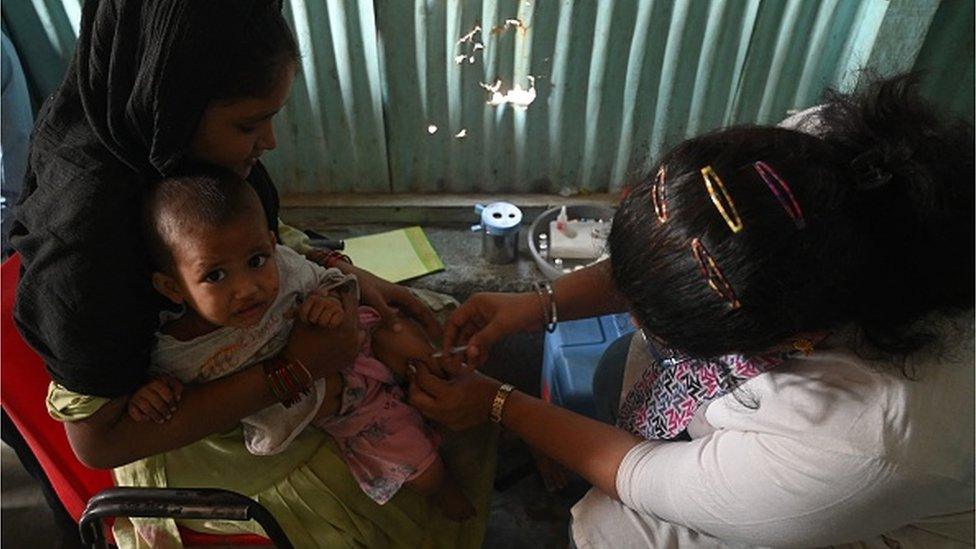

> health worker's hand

[
  {"left": 407, "top": 360, "right": 501, "bottom": 430},
  {"left": 442, "top": 292, "right": 543, "bottom": 367}
]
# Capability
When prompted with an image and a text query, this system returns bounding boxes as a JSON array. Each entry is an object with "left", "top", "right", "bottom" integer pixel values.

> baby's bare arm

[{"left": 372, "top": 315, "right": 437, "bottom": 379}]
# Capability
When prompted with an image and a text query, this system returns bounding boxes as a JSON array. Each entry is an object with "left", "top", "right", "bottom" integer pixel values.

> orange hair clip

[{"left": 691, "top": 238, "right": 741, "bottom": 309}]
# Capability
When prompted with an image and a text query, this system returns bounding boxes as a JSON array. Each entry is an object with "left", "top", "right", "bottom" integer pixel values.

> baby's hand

[
  {"left": 128, "top": 375, "right": 183, "bottom": 423},
  {"left": 298, "top": 290, "right": 345, "bottom": 329}
]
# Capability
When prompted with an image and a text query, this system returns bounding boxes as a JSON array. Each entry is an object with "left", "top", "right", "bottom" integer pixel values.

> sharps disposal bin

[{"left": 471, "top": 202, "right": 523, "bottom": 264}]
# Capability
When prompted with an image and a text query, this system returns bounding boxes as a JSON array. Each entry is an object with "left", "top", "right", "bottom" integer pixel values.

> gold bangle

[{"left": 490, "top": 383, "right": 515, "bottom": 424}]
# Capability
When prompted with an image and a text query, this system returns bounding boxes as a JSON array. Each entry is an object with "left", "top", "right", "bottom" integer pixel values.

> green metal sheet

[{"left": 3, "top": 0, "right": 968, "bottom": 197}]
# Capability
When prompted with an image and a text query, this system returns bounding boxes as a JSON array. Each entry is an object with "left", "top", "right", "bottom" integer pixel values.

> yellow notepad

[{"left": 343, "top": 226, "right": 444, "bottom": 283}]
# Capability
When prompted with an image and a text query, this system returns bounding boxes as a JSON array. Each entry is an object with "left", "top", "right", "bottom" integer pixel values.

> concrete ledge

[
  {"left": 280, "top": 193, "right": 616, "bottom": 227},
  {"left": 292, "top": 224, "right": 548, "bottom": 302}
]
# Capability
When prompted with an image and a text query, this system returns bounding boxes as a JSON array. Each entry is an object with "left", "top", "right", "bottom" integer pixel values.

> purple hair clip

[{"left": 753, "top": 161, "right": 805, "bottom": 229}]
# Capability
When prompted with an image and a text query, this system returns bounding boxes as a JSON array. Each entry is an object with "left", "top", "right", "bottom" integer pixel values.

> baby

[{"left": 130, "top": 166, "right": 473, "bottom": 520}]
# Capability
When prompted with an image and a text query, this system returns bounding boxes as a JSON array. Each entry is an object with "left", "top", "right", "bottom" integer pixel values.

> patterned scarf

[{"left": 617, "top": 333, "right": 789, "bottom": 440}]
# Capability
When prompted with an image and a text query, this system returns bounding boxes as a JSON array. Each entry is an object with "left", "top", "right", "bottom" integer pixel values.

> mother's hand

[
  {"left": 407, "top": 361, "right": 501, "bottom": 430},
  {"left": 442, "top": 292, "right": 542, "bottom": 367},
  {"left": 307, "top": 251, "right": 441, "bottom": 342},
  {"left": 284, "top": 287, "right": 360, "bottom": 379},
  {"left": 349, "top": 264, "right": 441, "bottom": 338}
]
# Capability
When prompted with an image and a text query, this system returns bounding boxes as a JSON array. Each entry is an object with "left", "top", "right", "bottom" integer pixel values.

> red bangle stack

[{"left": 263, "top": 353, "right": 314, "bottom": 407}]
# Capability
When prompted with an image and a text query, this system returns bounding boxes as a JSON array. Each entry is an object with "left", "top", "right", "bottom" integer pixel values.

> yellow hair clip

[{"left": 700, "top": 166, "right": 743, "bottom": 233}]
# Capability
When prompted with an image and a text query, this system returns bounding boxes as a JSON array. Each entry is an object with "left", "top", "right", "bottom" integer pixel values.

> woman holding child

[
  {"left": 415, "top": 76, "right": 975, "bottom": 547},
  {"left": 11, "top": 1, "right": 494, "bottom": 546}
]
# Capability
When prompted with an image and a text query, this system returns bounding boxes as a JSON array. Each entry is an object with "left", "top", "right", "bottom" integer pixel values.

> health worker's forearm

[{"left": 551, "top": 260, "right": 630, "bottom": 321}]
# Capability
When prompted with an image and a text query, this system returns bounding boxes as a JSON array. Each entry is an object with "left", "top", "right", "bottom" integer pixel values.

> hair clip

[
  {"left": 753, "top": 161, "right": 805, "bottom": 229},
  {"left": 700, "top": 166, "right": 743, "bottom": 233},
  {"left": 791, "top": 338, "right": 814, "bottom": 355},
  {"left": 651, "top": 165, "right": 668, "bottom": 222},
  {"left": 691, "top": 238, "right": 741, "bottom": 309}
]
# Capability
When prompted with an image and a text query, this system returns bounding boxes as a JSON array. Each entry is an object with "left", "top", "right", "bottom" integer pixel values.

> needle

[{"left": 430, "top": 345, "right": 470, "bottom": 359}]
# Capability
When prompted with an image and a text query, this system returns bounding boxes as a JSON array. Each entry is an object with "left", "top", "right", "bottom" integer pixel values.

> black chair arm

[{"left": 78, "top": 487, "right": 293, "bottom": 548}]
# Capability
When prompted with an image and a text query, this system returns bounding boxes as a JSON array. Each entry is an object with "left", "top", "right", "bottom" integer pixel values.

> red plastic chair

[{"left": 1, "top": 254, "right": 288, "bottom": 547}]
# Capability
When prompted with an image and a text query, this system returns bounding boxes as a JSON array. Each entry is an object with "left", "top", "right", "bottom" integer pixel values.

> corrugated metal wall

[{"left": 3, "top": 0, "right": 972, "bottom": 196}]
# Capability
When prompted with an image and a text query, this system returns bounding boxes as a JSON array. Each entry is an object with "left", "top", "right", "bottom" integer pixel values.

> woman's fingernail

[{"left": 393, "top": 322, "right": 403, "bottom": 333}]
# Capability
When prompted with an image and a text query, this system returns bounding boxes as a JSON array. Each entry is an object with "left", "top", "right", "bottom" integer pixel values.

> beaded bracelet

[{"left": 263, "top": 353, "right": 313, "bottom": 408}]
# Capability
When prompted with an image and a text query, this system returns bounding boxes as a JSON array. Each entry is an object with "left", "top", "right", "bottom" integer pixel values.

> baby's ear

[
  {"left": 152, "top": 272, "right": 184, "bottom": 305},
  {"left": 268, "top": 230, "right": 277, "bottom": 248}
]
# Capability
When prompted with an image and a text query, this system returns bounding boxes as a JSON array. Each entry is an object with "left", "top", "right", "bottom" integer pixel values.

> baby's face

[{"left": 168, "top": 216, "right": 279, "bottom": 329}]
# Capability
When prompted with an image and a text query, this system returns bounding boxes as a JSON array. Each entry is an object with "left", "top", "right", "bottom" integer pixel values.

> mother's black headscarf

[{"left": 11, "top": 0, "right": 286, "bottom": 396}]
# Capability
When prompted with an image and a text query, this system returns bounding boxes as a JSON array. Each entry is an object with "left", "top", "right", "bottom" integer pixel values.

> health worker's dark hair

[{"left": 609, "top": 74, "right": 974, "bottom": 360}]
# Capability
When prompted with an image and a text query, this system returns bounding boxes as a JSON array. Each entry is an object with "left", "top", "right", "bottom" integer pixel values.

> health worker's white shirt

[{"left": 571, "top": 312, "right": 974, "bottom": 548}]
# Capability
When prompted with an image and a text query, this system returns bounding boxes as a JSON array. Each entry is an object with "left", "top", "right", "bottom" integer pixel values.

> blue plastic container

[{"left": 541, "top": 312, "right": 635, "bottom": 419}]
